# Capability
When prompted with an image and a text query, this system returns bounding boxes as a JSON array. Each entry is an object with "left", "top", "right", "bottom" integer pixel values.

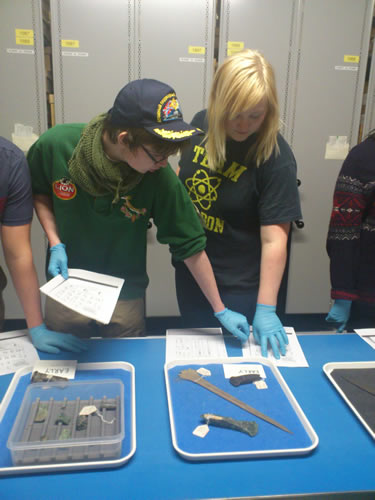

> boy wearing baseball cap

[{"left": 28, "top": 79, "right": 249, "bottom": 340}]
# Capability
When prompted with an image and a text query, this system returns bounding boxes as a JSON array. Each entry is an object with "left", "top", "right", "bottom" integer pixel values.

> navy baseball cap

[{"left": 108, "top": 79, "right": 203, "bottom": 142}]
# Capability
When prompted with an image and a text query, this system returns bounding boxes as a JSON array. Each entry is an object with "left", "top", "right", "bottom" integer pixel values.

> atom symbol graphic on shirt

[{"left": 185, "top": 169, "right": 222, "bottom": 211}]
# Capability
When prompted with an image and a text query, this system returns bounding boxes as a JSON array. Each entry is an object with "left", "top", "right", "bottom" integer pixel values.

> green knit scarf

[{"left": 68, "top": 113, "right": 143, "bottom": 203}]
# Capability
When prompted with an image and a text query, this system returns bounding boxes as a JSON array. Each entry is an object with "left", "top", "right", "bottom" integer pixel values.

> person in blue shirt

[{"left": 0, "top": 136, "right": 86, "bottom": 354}]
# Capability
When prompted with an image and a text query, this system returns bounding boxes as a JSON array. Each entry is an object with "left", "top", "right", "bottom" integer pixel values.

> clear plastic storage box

[{"left": 7, "top": 379, "right": 124, "bottom": 466}]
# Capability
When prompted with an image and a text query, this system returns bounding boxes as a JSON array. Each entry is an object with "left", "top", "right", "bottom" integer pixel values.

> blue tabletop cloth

[{"left": 1, "top": 333, "right": 375, "bottom": 500}]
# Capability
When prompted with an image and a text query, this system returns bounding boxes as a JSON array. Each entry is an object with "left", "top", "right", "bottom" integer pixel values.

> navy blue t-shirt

[
  {"left": 0, "top": 137, "right": 33, "bottom": 226},
  {"left": 178, "top": 110, "right": 302, "bottom": 291}
]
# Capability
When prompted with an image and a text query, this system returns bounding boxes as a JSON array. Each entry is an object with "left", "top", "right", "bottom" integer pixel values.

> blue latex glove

[
  {"left": 29, "top": 323, "right": 87, "bottom": 354},
  {"left": 214, "top": 308, "right": 250, "bottom": 342},
  {"left": 48, "top": 243, "right": 69, "bottom": 280},
  {"left": 252, "top": 304, "right": 288, "bottom": 359},
  {"left": 325, "top": 299, "right": 352, "bottom": 333}
]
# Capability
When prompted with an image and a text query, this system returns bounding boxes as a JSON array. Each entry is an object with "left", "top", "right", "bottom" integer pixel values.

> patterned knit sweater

[{"left": 326, "top": 134, "right": 375, "bottom": 303}]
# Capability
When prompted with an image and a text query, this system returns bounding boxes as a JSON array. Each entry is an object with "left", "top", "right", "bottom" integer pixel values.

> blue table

[{"left": 1, "top": 333, "right": 375, "bottom": 500}]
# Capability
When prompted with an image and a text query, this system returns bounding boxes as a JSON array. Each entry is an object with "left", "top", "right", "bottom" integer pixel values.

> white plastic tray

[
  {"left": 323, "top": 360, "right": 375, "bottom": 440},
  {"left": 164, "top": 358, "right": 318, "bottom": 461},
  {"left": 0, "top": 361, "right": 136, "bottom": 475}
]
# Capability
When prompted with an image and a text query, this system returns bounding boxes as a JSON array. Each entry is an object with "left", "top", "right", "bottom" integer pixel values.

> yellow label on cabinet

[
  {"left": 227, "top": 48, "right": 246, "bottom": 56},
  {"left": 61, "top": 39, "right": 80, "bottom": 48},
  {"left": 15, "top": 29, "right": 33, "bottom": 37},
  {"left": 188, "top": 46, "right": 205, "bottom": 55},
  {"left": 227, "top": 41, "right": 244, "bottom": 49},
  {"left": 15, "top": 29, "right": 34, "bottom": 45},
  {"left": 16, "top": 37, "right": 34, "bottom": 45},
  {"left": 344, "top": 55, "right": 359, "bottom": 63}
]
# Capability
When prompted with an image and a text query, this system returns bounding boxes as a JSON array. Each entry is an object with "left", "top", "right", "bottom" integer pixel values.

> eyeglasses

[{"left": 141, "top": 145, "right": 168, "bottom": 164}]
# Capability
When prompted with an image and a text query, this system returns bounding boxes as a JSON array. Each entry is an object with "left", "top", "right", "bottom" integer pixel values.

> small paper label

[
  {"left": 227, "top": 41, "right": 245, "bottom": 56},
  {"left": 79, "top": 405, "right": 97, "bottom": 416},
  {"left": 325, "top": 135, "right": 350, "bottom": 160},
  {"left": 343, "top": 55, "right": 359, "bottom": 63},
  {"left": 61, "top": 51, "right": 89, "bottom": 57},
  {"left": 15, "top": 29, "right": 34, "bottom": 46},
  {"left": 32, "top": 360, "right": 77, "bottom": 380},
  {"left": 15, "top": 29, "right": 34, "bottom": 37},
  {"left": 61, "top": 39, "right": 80, "bottom": 48},
  {"left": 179, "top": 57, "right": 204, "bottom": 63},
  {"left": 227, "top": 41, "right": 244, "bottom": 49},
  {"left": 334, "top": 65, "right": 358, "bottom": 72},
  {"left": 255, "top": 380, "right": 268, "bottom": 390},
  {"left": 7, "top": 48, "right": 34, "bottom": 55},
  {"left": 193, "top": 424, "right": 210, "bottom": 438},
  {"left": 15, "top": 37, "right": 34, "bottom": 46},
  {"left": 188, "top": 46, "right": 205, "bottom": 55},
  {"left": 197, "top": 367, "right": 211, "bottom": 376},
  {"left": 223, "top": 363, "right": 266, "bottom": 379}
]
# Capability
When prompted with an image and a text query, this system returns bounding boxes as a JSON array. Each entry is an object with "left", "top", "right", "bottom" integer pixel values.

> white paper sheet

[
  {"left": 165, "top": 327, "right": 308, "bottom": 367},
  {"left": 166, "top": 328, "right": 227, "bottom": 362},
  {"left": 40, "top": 269, "right": 124, "bottom": 324},
  {"left": 0, "top": 330, "right": 39, "bottom": 375},
  {"left": 355, "top": 328, "right": 375, "bottom": 349},
  {"left": 241, "top": 327, "right": 309, "bottom": 367}
]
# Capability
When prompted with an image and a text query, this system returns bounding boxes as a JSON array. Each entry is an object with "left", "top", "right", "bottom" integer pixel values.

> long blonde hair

[{"left": 206, "top": 49, "right": 280, "bottom": 169}]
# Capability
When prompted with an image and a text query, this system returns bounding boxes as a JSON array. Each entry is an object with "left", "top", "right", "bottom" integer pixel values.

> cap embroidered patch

[
  {"left": 157, "top": 93, "right": 182, "bottom": 123},
  {"left": 53, "top": 178, "right": 77, "bottom": 200},
  {"left": 153, "top": 128, "right": 201, "bottom": 140},
  {"left": 108, "top": 79, "right": 204, "bottom": 142}
]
